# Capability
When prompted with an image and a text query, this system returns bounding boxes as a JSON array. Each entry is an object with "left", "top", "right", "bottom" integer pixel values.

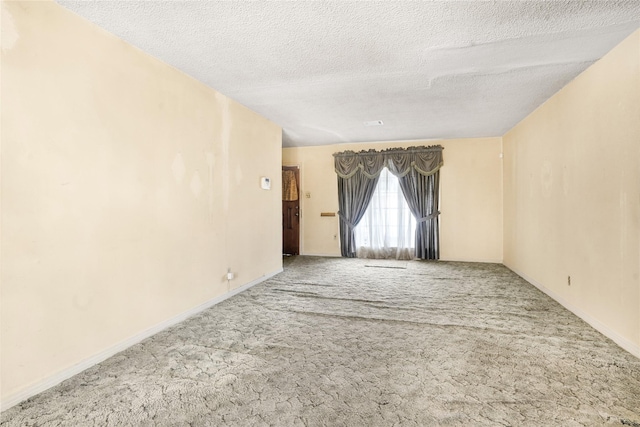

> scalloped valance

[{"left": 333, "top": 145, "right": 443, "bottom": 179}]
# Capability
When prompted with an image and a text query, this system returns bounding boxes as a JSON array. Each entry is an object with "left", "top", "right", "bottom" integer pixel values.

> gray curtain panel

[
  {"left": 397, "top": 169, "right": 440, "bottom": 259},
  {"left": 334, "top": 150, "right": 385, "bottom": 257},
  {"left": 386, "top": 147, "right": 443, "bottom": 260},
  {"left": 335, "top": 146, "right": 443, "bottom": 260}
]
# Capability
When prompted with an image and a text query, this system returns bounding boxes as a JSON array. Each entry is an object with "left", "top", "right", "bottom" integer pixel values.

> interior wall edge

[
  {"left": 505, "top": 265, "right": 640, "bottom": 360},
  {"left": 0, "top": 268, "right": 283, "bottom": 413}
]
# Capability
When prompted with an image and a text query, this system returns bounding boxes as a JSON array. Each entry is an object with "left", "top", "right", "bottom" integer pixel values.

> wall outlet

[
  {"left": 227, "top": 271, "right": 235, "bottom": 280},
  {"left": 567, "top": 276, "right": 571, "bottom": 286}
]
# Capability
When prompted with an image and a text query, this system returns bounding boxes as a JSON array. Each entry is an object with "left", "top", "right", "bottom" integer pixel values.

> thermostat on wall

[{"left": 260, "top": 177, "right": 271, "bottom": 190}]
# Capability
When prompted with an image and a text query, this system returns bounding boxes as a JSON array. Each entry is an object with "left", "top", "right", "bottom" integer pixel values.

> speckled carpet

[{"left": 2, "top": 256, "right": 639, "bottom": 426}]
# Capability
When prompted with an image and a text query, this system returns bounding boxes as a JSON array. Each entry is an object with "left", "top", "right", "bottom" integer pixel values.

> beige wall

[
  {"left": 1, "top": 1, "right": 282, "bottom": 403},
  {"left": 283, "top": 138, "right": 503, "bottom": 262},
  {"left": 503, "top": 30, "right": 640, "bottom": 353}
]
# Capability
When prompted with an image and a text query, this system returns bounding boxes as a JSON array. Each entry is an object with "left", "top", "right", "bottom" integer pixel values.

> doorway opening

[{"left": 282, "top": 166, "right": 300, "bottom": 255}]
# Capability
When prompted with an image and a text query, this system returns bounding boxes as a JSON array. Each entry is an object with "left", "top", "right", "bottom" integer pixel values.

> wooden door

[{"left": 282, "top": 166, "right": 300, "bottom": 255}]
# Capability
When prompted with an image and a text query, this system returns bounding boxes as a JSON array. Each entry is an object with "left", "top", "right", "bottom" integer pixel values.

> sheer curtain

[{"left": 355, "top": 168, "right": 416, "bottom": 260}]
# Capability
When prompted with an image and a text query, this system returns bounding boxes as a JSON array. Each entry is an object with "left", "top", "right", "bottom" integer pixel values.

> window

[{"left": 355, "top": 167, "right": 416, "bottom": 259}]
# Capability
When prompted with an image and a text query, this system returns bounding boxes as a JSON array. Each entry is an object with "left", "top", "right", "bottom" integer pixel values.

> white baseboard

[
  {"left": 299, "top": 253, "right": 341, "bottom": 257},
  {"left": 301, "top": 255, "right": 504, "bottom": 263},
  {"left": 0, "top": 268, "right": 283, "bottom": 412},
  {"left": 507, "top": 266, "right": 640, "bottom": 359},
  {"left": 440, "top": 257, "right": 504, "bottom": 264}
]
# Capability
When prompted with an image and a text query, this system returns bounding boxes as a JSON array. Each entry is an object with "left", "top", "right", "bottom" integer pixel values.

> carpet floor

[{"left": 2, "top": 256, "right": 639, "bottom": 426}]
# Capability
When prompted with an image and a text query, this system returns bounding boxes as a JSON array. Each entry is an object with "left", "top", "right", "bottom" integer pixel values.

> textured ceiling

[{"left": 57, "top": 1, "right": 640, "bottom": 147}]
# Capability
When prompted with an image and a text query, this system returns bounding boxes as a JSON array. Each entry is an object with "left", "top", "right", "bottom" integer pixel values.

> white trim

[
  {"left": 0, "top": 268, "right": 283, "bottom": 412},
  {"left": 300, "top": 253, "right": 341, "bottom": 257},
  {"left": 507, "top": 266, "right": 640, "bottom": 359},
  {"left": 440, "top": 258, "right": 504, "bottom": 264},
  {"left": 301, "top": 255, "right": 503, "bottom": 263}
]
